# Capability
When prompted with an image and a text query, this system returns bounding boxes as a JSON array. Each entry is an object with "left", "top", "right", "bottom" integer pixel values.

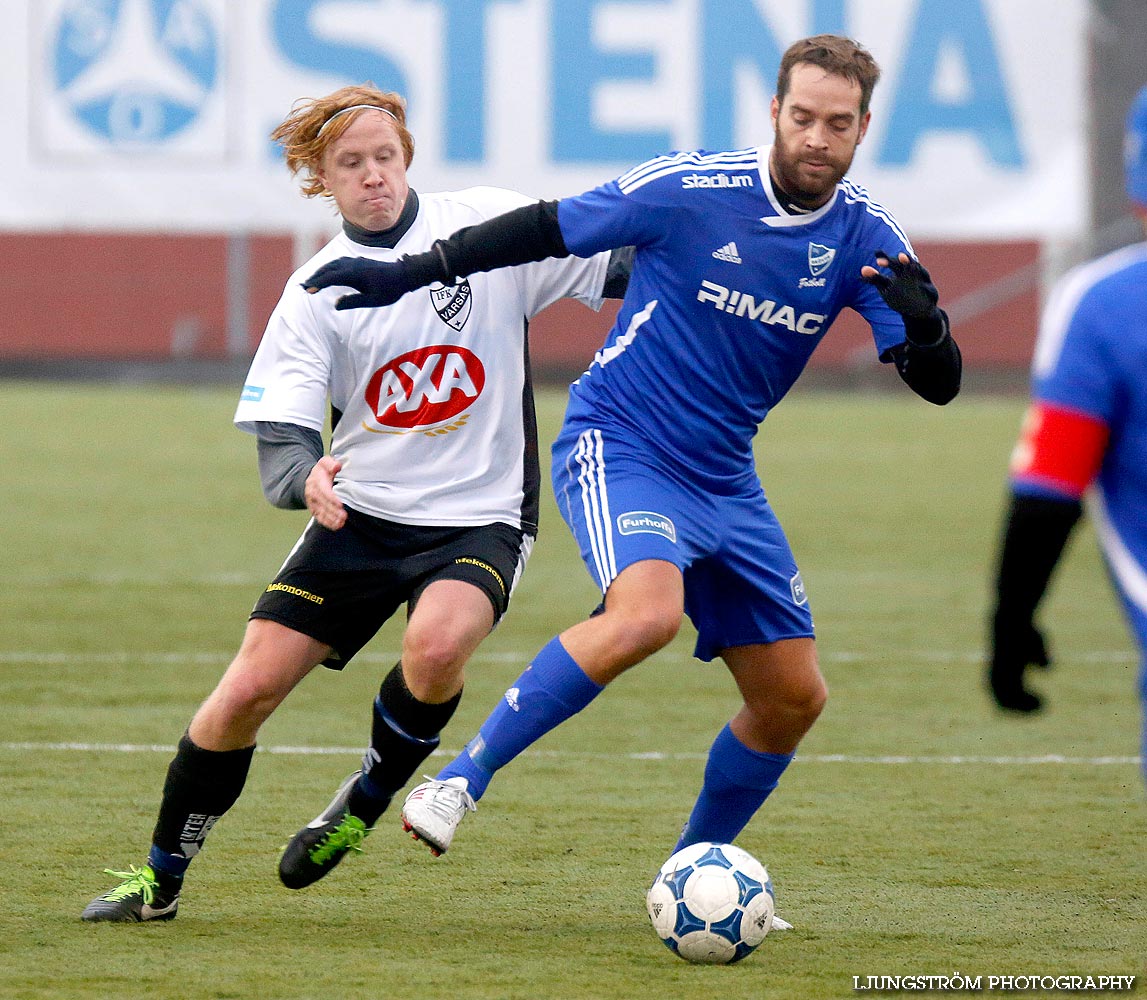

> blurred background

[{"left": 2, "top": 0, "right": 1144, "bottom": 386}]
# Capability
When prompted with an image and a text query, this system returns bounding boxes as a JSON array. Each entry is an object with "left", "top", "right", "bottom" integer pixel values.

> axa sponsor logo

[
  {"left": 364, "top": 345, "right": 485, "bottom": 433},
  {"left": 682, "top": 172, "right": 754, "bottom": 190},
  {"left": 616, "top": 511, "right": 676, "bottom": 543},
  {"left": 696, "top": 281, "right": 826, "bottom": 336}
]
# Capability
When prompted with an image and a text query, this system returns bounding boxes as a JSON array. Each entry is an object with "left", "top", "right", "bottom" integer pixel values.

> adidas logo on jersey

[{"left": 712, "top": 242, "right": 742, "bottom": 264}]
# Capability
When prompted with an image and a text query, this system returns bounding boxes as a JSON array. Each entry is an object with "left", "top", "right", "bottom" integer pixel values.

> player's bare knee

[
  {"left": 193, "top": 678, "right": 279, "bottom": 743},
  {"left": 785, "top": 673, "right": 828, "bottom": 728},
  {"left": 401, "top": 627, "right": 471, "bottom": 685},
  {"left": 745, "top": 670, "right": 826, "bottom": 732},
  {"left": 802, "top": 677, "right": 828, "bottom": 724},
  {"left": 614, "top": 607, "right": 682, "bottom": 659}
]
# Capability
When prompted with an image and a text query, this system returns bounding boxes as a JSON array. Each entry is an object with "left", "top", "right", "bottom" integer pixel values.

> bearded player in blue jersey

[
  {"left": 304, "top": 35, "right": 962, "bottom": 878},
  {"left": 987, "top": 85, "right": 1147, "bottom": 786}
]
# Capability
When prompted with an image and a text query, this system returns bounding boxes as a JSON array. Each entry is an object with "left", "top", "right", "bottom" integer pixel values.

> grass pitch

[{"left": 0, "top": 381, "right": 1143, "bottom": 1000}]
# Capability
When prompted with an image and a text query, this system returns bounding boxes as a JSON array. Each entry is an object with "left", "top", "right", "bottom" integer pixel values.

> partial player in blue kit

[
  {"left": 305, "top": 35, "right": 963, "bottom": 877},
  {"left": 987, "top": 85, "right": 1147, "bottom": 785}
]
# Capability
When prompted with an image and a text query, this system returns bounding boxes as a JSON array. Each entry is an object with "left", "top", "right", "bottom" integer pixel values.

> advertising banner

[{"left": 3, "top": 0, "right": 1087, "bottom": 238}]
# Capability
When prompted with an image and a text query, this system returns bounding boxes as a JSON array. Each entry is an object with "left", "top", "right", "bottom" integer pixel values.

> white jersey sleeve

[{"left": 234, "top": 280, "right": 332, "bottom": 434}]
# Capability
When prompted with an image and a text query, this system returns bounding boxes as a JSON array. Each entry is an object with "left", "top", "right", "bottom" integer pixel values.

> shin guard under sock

[
  {"left": 437, "top": 636, "right": 603, "bottom": 800},
  {"left": 351, "top": 663, "right": 461, "bottom": 823},
  {"left": 150, "top": 733, "right": 255, "bottom": 877},
  {"left": 673, "top": 724, "right": 792, "bottom": 852}
]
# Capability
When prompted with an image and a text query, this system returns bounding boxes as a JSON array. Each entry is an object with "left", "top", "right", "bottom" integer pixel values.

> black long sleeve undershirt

[
  {"left": 399, "top": 199, "right": 961, "bottom": 403},
  {"left": 990, "top": 492, "right": 1082, "bottom": 638},
  {"left": 403, "top": 200, "right": 569, "bottom": 288},
  {"left": 400, "top": 200, "right": 636, "bottom": 301},
  {"left": 881, "top": 309, "right": 962, "bottom": 405}
]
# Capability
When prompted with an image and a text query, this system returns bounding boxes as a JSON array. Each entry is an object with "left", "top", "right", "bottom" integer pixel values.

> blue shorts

[{"left": 552, "top": 425, "right": 815, "bottom": 661}]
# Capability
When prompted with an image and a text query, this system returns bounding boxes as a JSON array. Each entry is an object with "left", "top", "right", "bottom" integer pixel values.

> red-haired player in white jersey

[{"left": 82, "top": 84, "right": 630, "bottom": 922}]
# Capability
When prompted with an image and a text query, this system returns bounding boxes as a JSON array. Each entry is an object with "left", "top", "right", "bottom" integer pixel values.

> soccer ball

[{"left": 646, "top": 841, "right": 775, "bottom": 964}]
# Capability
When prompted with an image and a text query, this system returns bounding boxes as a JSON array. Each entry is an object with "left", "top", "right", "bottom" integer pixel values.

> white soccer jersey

[{"left": 235, "top": 187, "right": 609, "bottom": 530}]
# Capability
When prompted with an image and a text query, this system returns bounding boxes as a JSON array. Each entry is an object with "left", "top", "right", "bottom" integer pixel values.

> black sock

[
  {"left": 150, "top": 733, "right": 255, "bottom": 877},
  {"left": 348, "top": 663, "right": 461, "bottom": 822}
]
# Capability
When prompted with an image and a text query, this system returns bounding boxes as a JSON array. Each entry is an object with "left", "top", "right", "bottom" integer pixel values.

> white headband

[{"left": 317, "top": 103, "right": 400, "bottom": 137}]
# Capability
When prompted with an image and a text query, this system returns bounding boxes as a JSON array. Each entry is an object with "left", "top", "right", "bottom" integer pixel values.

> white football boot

[{"left": 401, "top": 776, "right": 476, "bottom": 856}]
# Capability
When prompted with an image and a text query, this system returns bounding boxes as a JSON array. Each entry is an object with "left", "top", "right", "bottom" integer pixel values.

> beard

[{"left": 770, "top": 133, "right": 855, "bottom": 206}]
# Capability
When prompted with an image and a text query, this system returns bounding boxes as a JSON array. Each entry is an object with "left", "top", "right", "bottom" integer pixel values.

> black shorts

[{"left": 251, "top": 507, "right": 532, "bottom": 670}]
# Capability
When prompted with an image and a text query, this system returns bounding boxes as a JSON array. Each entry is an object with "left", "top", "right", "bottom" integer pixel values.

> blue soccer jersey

[
  {"left": 556, "top": 146, "right": 915, "bottom": 494},
  {"left": 1030, "top": 241, "right": 1147, "bottom": 639}
]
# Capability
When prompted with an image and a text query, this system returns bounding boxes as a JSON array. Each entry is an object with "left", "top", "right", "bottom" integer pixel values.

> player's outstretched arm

[
  {"left": 862, "top": 251, "right": 961, "bottom": 404},
  {"left": 305, "top": 200, "right": 571, "bottom": 310},
  {"left": 986, "top": 493, "right": 1082, "bottom": 713}
]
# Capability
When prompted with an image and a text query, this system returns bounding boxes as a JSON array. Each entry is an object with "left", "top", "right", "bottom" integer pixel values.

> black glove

[
  {"left": 861, "top": 250, "right": 940, "bottom": 319},
  {"left": 987, "top": 618, "right": 1051, "bottom": 713},
  {"left": 303, "top": 256, "right": 412, "bottom": 310}
]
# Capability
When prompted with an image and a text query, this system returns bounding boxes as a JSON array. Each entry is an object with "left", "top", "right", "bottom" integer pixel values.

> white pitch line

[
  {"left": 0, "top": 649, "right": 1137, "bottom": 665},
  {"left": 0, "top": 742, "right": 1139, "bottom": 766}
]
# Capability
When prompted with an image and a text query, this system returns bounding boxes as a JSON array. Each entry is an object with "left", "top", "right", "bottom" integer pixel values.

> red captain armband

[{"left": 1008, "top": 401, "right": 1109, "bottom": 499}]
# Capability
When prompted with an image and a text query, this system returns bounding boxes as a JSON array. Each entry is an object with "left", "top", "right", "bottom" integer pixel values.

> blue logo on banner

[{"left": 51, "top": 0, "right": 219, "bottom": 145}]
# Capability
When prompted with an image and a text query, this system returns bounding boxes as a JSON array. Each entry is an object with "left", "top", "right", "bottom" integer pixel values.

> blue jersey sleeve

[
  {"left": 836, "top": 188, "right": 916, "bottom": 358},
  {"left": 844, "top": 244, "right": 913, "bottom": 357},
  {"left": 557, "top": 170, "right": 688, "bottom": 258},
  {"left": 852, "top": 269, "right": 909, "bottom": 358},
  {"left": 1035, "top": 288, "right": 1119, "bottom": 424}
]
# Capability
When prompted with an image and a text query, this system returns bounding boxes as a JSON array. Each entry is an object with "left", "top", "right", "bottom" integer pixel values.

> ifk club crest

[
  {"left": 429, "top": 280, "right": 473, "bottom": 332},
  {"left": 39, "top": 0, "right": 225, "bottom": 154},
  {"left": 807, "top": 242, "right": 836, "bottom": 277}
]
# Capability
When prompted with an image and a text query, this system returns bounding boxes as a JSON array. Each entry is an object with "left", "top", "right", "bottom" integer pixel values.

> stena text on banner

[{"left": 4, "top": 0, "right": 1087, "bottom": 239}]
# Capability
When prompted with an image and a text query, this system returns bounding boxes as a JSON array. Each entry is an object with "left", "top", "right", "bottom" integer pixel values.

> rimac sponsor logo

[
  {"left": 45, "top": 0, "right": 223, "bottom": 150},
  {"left": 790, "top": 571, "right": 808, "bottom": 606},
  {"left": 697, "top": 281, "right": 827, "bottom": 336},
  {"left": 617, "top": 511, "right": 676, "bottom": 543},
  {"left": 808, "top": 242, "right": 836, "bottom": 276},
  {"left": 240, "top": 384, "right": 264, "bottom": 402},
  {"left": 712, "top": 242, "right": 742, "bottom": 264},
  {"left": 363, "top": 345, "right": 485, "bottom": 435},
  {"left": 682, "top": 172, "right": 754, "bottom": 190}
]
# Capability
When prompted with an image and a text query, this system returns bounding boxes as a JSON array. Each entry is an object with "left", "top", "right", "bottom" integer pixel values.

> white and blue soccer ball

[{"left": 646, "top": 841, "right": 776, "bottom": 964}]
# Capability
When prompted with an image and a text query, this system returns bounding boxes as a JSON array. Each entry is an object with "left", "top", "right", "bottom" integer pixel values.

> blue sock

[
  {"left": 673, "top": 724, "right": 793, "bottom": 852},
  {"left": 437, "top": 637, "right": 603, "bottom": 800}
]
